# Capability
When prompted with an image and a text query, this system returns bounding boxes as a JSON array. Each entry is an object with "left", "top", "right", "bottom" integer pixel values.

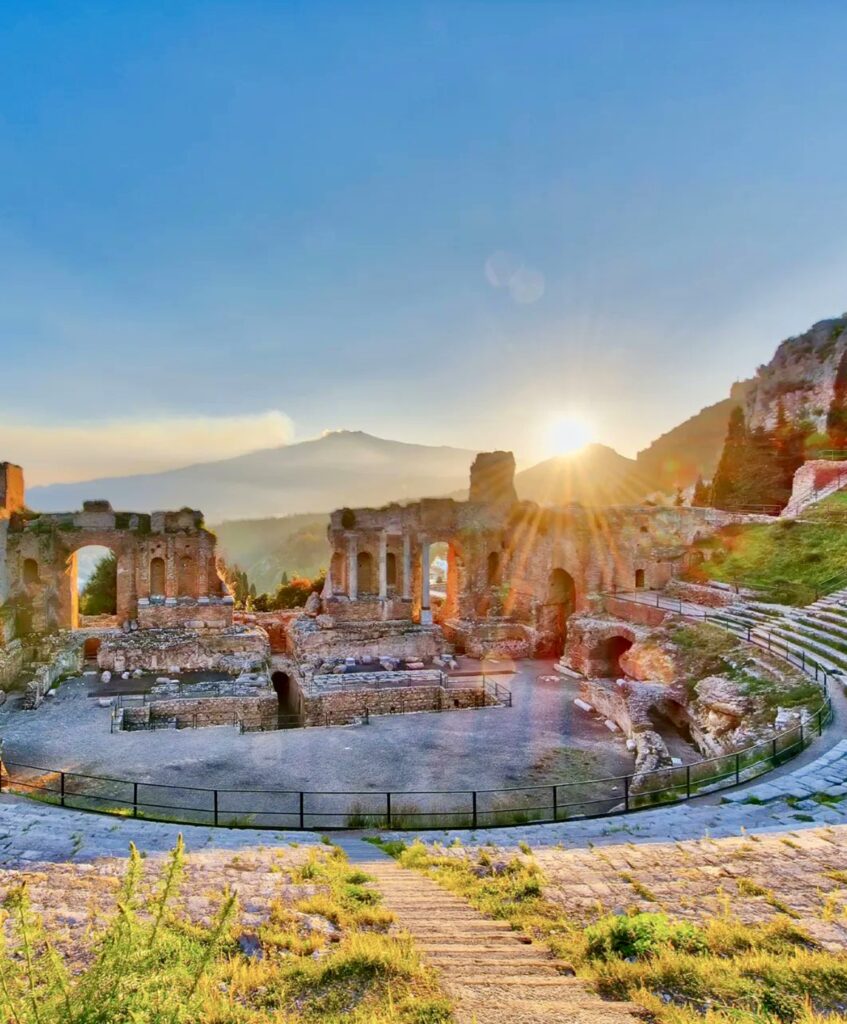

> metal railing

[{"left": 1, "top": 697, "right": 829, "bottom": 830}]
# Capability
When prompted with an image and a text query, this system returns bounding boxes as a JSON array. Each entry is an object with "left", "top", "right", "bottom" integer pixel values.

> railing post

[
  {"left": 818, "top": 708, "right": 824, "bottom": 737},
  {"left": 552, "top": 785, "right": 558, "bottom": 821},
  {"left": 386, "top": 792, "right": 392, "bottom": 827},
  {"left": 299, "top": 791, "right": 305, "bottom": 829},
  {"left": 132, "top": 781, "right": 138, "bottom": 818},
  {"left": 624, "top": 774, "right": 630, "bottom": 811},
  {"left": 735, "top": 752, "right": 740, "bottom": 784},
  {"left": 685, "top": 764, "right": 691, "bottom": 799},
  {"left": 472, "top": 791, "right": 478, "bottom": 829},
  {"left": 213, "top": 789, "right": 219, "bottom": 826},
  {"left": 0, "top": 763, "right": 4, "bottom": 793},
  {"left": 60, "top": 771, "right": 66, "bottom": 807},
  {"left": 772, "top": 736, "right": 778, "bottom": 764}
]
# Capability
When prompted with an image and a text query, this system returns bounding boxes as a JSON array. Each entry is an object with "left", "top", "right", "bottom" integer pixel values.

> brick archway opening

[{"left": 591, "top": 635, "right": 634, "bottom": 678}]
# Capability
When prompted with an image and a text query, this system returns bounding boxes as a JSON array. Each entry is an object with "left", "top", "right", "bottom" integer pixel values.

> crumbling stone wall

[
  {"left": 318, "top": 451, "right": 733, "bottom": 661},
  {"left": 2, "top": 469, "right": 232, "bottom": 633},
  {"left": 301, "top": 683, "right": 492, "bottom": 726},
  {"left": 97, "top": 625, "right": 269, "bottom": 674}
]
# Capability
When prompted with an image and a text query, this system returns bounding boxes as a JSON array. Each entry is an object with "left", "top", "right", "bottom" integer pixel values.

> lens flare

[{"left": 546, "top": 414, "right": 593, "bottom": 457}]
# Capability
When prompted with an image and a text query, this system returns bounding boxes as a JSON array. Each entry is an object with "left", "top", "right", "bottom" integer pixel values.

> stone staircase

[{"left": 335, "top": 838, "right": 640, "bottom": 1024}]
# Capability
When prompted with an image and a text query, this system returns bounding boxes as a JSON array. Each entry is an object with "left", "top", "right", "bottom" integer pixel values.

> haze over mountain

[{"left": 27, "top": 431, "right": 477, "bottom": 521}]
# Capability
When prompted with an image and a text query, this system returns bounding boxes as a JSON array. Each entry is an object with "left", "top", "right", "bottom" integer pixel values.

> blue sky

[{"left": 2, "top": 1, "right": 847, "bottom": 483}]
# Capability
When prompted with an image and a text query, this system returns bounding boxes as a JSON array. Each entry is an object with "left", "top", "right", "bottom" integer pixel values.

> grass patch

[
  {"left": 385, "top": 840, "right": 847, "bottom": 1024},
  {"left": 0, "top": 838, "right": 452, "bottom": 1023},
  {"left": 692, "top": 515, "right": 847, "bottom": 605}
]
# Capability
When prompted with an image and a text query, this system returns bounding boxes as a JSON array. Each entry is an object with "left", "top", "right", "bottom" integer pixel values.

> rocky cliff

[{"left": 745, "top": 315, "right": 847, "bottom": 433}]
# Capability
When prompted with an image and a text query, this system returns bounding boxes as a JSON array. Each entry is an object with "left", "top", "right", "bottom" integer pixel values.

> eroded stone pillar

[
  {"left": 402, "top": 533, "right": 412, "bottom": 600},
  {"left": 420, "top": 538, "right": 432, "bottom": 625},
  {"left": 347, "top": 533, "right": 358, "bottom": 601},
  {"left": 378, "top": 531, "right": 388, "bottom": 599}
]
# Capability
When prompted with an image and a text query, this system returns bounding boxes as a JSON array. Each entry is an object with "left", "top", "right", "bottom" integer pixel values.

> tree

[
  {"left": 80, "top": 554, "right": 118, "bottom": 615},
  {"left": 711, "top": 407, "right": 748, "bottom": 509},
  {"left": 827, "top": 348, "right": 847, "bottom": 449},
  {"left": 691, "top": 476, "right": 710, "bottom": 507}
]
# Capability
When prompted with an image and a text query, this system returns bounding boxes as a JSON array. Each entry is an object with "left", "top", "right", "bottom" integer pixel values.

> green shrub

[{"left": 584, "top": 912, "right": 707, "bottom": 961}]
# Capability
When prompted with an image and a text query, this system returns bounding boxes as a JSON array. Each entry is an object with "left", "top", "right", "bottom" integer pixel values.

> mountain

[
  {"left": 635, "top": 379, "right": 755, "bottom": 491},
  {"left": 514, "top": 444, "right": 654, "bottom": 507},
  {"left": 744, "top": 315, "right": 847, "bottom": 434},
  {"left": 27, "top": 431, "right": 477, "bottom": 521}
]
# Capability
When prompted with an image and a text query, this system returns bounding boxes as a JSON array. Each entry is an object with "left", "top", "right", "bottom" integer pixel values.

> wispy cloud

[{"left": 1, "top": 410, "right": 294, "bottom": 486}]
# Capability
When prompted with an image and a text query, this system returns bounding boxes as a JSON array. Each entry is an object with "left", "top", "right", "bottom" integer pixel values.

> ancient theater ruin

[
  {"left": 0, "top": 461, "right": 267, "bottom": 707},
  {"left": 286, "top": 450, "right": 723, "bottom": 668}
]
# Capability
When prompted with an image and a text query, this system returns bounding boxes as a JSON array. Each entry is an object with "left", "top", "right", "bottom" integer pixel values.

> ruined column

[
  {"left": 347, "top": 533, "right": 358, "bottom": 601},
  {"left": 420, "top": 538, "right": 432, "bottom": 625},
  {"left": 165, "top": 537, "right": 177, "bottom": 603},
  {"left": 378, "top": 531, "right": 388, "bottom": 599},
  {"left": 402, "top": 533, "right": 411, "bottom": 600}
]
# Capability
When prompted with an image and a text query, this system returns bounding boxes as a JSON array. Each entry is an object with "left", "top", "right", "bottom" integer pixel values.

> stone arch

[
  {"left": 22, "top": 558, "right": 39, "bottom": 585},
  {"left": 357, "top": 551, "right": 375, "bottom": 594},
  {"left": 150, "top": 556, "right": 166, "bottom": 596},
  {"left": 635, "top": 567, "right": 646, "bottom": 589},
  {"left": 590, "top": 634, "right": 634, "bottom": 678}
]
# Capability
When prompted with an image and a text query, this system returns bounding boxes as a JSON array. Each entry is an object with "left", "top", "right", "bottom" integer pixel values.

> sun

[{"left": 545, "top": 413, "right": 593, "bottom": 457}]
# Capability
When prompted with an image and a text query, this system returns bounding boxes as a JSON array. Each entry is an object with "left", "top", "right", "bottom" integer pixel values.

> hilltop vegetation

[{"left": 690, "top": 494, "right": 847, "bottom": 604}]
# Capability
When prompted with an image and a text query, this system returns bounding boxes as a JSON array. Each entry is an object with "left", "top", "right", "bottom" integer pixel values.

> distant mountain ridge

[{"left": 27, "top": 431, "right": 477, "bottom": 521}]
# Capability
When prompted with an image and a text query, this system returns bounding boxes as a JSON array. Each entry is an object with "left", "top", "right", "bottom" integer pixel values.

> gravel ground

[{"left": 1, "top": 662, "right": 661, "bottom": 776}]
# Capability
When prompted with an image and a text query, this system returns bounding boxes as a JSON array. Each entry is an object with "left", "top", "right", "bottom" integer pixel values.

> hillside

[
  {"left": 514, "top": 443, "right": 654, "bottom": 506},
  {"left": 27, "top": 431, "right": 476, "bottom": 521},
  {"left": 212, "top": 513, "right": 329, "bottom": 592},
  {"left": 636, "top": 379, "right": 754, "bottom": 491}
]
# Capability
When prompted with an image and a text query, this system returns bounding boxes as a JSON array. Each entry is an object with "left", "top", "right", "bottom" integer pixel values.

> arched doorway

[
  {"left": 487, "top": 551, "right": 500, "bottom": 587},
  {"left": 591, "top": 635, "right": 634, "bottom": 678},
  {"left": 72, "top": 545, "right": 118, "bottom": 628},
  {"left": 635, "top": 568, "right": 646, "bottom": 589},
  {"left": 22, "top": 558, "right": 39, "bottom": 585},
  {"left": 541, "top": 567, "right": 576, "bottom": 657}
]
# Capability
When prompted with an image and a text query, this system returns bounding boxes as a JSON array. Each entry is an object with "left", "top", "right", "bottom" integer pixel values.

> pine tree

[
  {"left": 711, "top": 406, "right": 748, "bottom": 509},
  {"left": 691, "top": 476, "right": 710, "bottom": 507}
]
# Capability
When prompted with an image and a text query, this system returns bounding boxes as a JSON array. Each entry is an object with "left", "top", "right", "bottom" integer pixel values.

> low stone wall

[
  {"left": 311, "top": 668, "right": 443, "bottom": 691},
  {"left": 98, "top": 626, "right": 270, "bottom": 674},
  {"left": 137, "top": 597, "right": 233, "bottom": 630},
  {"left": 289, "top": 617, "right": 443, "bottom": 663},
  {"left": 602, "top": 596, "right": 669, "bottom": 627},
  {"left": 302, "top": 683, "right": 490, "bottom": 726},
  {"left": 122, "top": 694, "right": 278, "bottom": 730}
]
